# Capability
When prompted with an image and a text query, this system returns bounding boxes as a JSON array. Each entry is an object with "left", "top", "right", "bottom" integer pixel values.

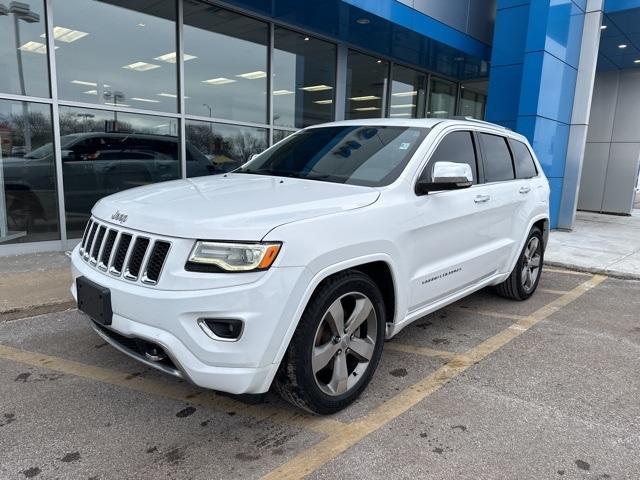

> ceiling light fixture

[
  {"left": 236, "top": 70, "right": 267, "bottom": 79},
  {"left": 202, "top": 77, "right": 236, "bottom": 85},
  {"left": 600, "top": 25, "right": 607, "bottom": 30},
  {"left": 18, "top": 41, "right": 49, "bottom": 54},
  {"left": 273, "top": 89, "right": 294, "bottom": 95},
  {"left": 390, "top": 113, "right": 410, "bottom": 117},
  {"left": 356, "top": 18, "right": 370, "bottom": 24},
  {"left": 354, "top": 107, "right": 379, "bottom": 111},
  {"left": 314, "top": 99, "right": 333, "bottom": 104},
  {"left": 123, "top": 61, "right": 160, "bottom": 71},
  {"left": 635, "top": 59, "right": 640, "bottom": 64},
  {"left": 390, "top": 104, "right": 416, "bottom": 109},
  {"left": 618, "top": 44, "right": 628, "bottom": 49},
  {"left": 131, "top": 97, "right": 160, "bottom": 103},
  {"left": 349, "top": 95, "right": 380, "bottom": 101},
  {"left": 83, "top": 90, "right": 97, "bottom": 95},
  {"left": 71, "top": 80, "right": 97, "bottom": 87},
  {"left": 300, "top": 84, "right": 333, "bottom": 92},
  {"left": 41, "top": 26, "right": 88, "bottom": 43},
  {"left": 392, "top": 91, "right": 417, "bottom": 97},
  {"left": 154, "top": 52, "right": 197, "bottom": 63}
]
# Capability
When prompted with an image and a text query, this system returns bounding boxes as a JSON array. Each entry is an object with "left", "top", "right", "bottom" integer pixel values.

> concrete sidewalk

[
  {"left": 546, "top": 209, "right": 640, "bottom": 279},
  {"left": 0, "top": 252, "right": 74, "bottom": 322}
]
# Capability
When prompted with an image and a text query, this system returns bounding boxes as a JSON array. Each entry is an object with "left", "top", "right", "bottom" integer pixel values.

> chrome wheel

[
  {"left": 521, "top": 236, "right": 542, "bottom": 292},
  {"left": 312, "top": 292, "right": 378, "bottom": 396}
]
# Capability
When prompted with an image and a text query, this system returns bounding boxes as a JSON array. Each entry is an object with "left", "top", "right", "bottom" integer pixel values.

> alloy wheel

[
  {"left": 521, "top": 236, "right": 542, "bottom": 292},
  {"left": 312, "top": 292, "right": 378, "bottom": 396}
]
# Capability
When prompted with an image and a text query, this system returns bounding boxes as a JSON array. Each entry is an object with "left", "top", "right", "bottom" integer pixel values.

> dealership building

[{"left": 1, "top": 0, "right": 639, "bottom": 254}]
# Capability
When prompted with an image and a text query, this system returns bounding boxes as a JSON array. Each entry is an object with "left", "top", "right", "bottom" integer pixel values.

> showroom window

[
  {"left": 389, "top": 65, "right": 427, "bottom": 119},
  {"left": 183, "top": 4, "right": 268, "bottom": 124},
  {"left": 458, "top": 81, "right": 487, "bottom": 119},
  {"left": 0, "top": 100, "right": 59, "bottom": 244},
  {"left": 428, "top": 77, "right": 457, "bottom": 118},
  {"left": 345, "top": 51, "right": 389, "bottom": 119},
  {"left": 185, "top": 120, "right": 267, "bottom": 177},
  {"left": 53, "top": 0, "right": 178, "bottom": 113},
  {"left": 272, "top": 27, "right": 336, "bottom": 128},
  {"left": 0, "top": 0, "right": 49, "bottom": 98},
  {"left": 58, "top": 106, "right": 180, "bottom": 237}
]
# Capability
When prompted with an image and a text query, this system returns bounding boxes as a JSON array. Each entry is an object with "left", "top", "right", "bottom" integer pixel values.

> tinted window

[
  {"left": 238, "top": 126, "right": 429, "bottom": 187},
  {"left": 425, "top": 131, "right": 477, "bottom": 183},
  {"left": 479, "top": 133, "right": 514, "bottom": 182},
  {"left": 510, "top": 139, "right": 538, "bottom": 179}
]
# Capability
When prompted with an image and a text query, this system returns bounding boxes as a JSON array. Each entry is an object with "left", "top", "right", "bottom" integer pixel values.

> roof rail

[{"left": 443, "top": 116, "right": 511, "bottom": 131}]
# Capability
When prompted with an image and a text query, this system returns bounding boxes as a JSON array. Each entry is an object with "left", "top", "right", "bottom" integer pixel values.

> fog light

[{"left": 198, "top": 318, "right": 244, "bottom": 341}]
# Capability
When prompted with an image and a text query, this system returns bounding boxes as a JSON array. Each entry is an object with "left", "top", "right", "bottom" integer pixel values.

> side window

[
  {"left": 479, "top": 133, "right": 514, "bottom": 182},
  {"left": 509, "top": 139, "right": 538, "bottom": 179},
  {"left": 425, "top": 131, "right": 478, "bottom": 184}
]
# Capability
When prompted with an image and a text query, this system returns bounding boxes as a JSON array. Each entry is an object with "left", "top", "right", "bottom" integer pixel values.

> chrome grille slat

[{"left": 79, "top": 218, "right": 171, "bottom": 285}]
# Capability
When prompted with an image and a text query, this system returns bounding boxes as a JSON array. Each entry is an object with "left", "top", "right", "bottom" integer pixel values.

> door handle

[
  {"left": 474, "top": 194, "right": 490, "bottom": 203},
  {"left": 519, "top": 186, "right": 531, "bottom": 194}
]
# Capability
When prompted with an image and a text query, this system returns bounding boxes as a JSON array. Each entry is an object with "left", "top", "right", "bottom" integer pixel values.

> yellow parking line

[
  {"left": 385, "top": 342, "right": 458, "bottom": 360},
  {"left": 0, "top": 344, "right": 344, "bottom": 436},
  {"left": 261, "top": 274, "right": 607, "bottom": 480},
  {"left": 538, "top": 288, "right": 571, "bottom": 295}
]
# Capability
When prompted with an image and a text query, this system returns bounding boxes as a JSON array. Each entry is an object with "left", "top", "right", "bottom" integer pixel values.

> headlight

[{"left": 186, "top": 241, "right": 282, "bottom": 272}]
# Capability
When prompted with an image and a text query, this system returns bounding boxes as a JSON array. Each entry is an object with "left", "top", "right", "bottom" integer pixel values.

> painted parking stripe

[
  {"left": 261, "top": 274, "right": 607, "bottom": 480},
  {"left": 538, "top": 288, "right": 571, "bottom": 295},
  {"left": 0, "top": 344, "right": 345, "bottom": 435}
]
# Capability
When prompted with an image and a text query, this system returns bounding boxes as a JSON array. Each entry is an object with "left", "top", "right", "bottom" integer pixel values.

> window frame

[{"left": 476, "top": 132, "right": 517, "bottom": 184}]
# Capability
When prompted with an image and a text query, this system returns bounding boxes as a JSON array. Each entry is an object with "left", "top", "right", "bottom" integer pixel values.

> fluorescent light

[
  {"left": 618, "top": 44, "right": 628, "bottom": 49},
  {"left": 202, "top": 77, "right": 236, "bottom": 85},
  {"left": 635, "top": 59, "right": 640, "bottom": 64},
  {"left": 83, "top": 90, "right": 97, "bottom": 95},
  {"left": 273, "top": 89, "right": 294, "bottom": 95},
  {"left": 123, "top": 61, "right": 160, "bottom": 71},
  {"left": 600, "top": 25, "right": 607, "bottom": 30},
  {"left": 433, "top": 110, "right": 448, "bottom": 114},
  {"left": 18, "top": 41, "right": 48, "bottom": 54},
  {"left": 390, "top": 104, "right": 416, "bottom": 109},
  {"left": 354, "top": 107, "right": 379, "bottom": 111},
  {"left": 392, "top": 91, "right": 417, "bottom": 97},
  {"left": 349, "top": 95, "right": 380, "bottom": 101},
  {"left": 131, "top": 97, "right": 160, "bottom": 103},
  {"left": 41, "top": 26, "right": 88, "bottom": 43},
  {"left": 157, "top": 93, "right": 177, "bottom": 98},
  {"left": 104, "top": 102, "right": 130, "bottom": 107},
  {"left": 301, "top": 84, "right": 333, "bottom": 92},
  {"left": 72, "top": 80, "right": 97, "bottom": 87},
  {"left": 236, "top": 70, "right": 267, "bottom": 80},
  {"left": 314, "top": 99, "right": 333, "bottom": 104},
  {"left": 390, "top": 113, "right": 410, "bottom": 117},
  {"left": 356, "top": 18, "right": 370, "bottom": 25},
  {"left": 154, "top": 52, "right": 197, "bottom": 63}
]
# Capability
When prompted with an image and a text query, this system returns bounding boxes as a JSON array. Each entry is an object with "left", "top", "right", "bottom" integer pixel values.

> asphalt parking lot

[{"left": 1, "top": 268, "right": 639, "bottom": 480}]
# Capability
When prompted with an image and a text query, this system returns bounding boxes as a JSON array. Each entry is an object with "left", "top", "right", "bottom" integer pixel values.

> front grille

[{"left": 78, "top": 218, "right": 171, "bottom": 286}]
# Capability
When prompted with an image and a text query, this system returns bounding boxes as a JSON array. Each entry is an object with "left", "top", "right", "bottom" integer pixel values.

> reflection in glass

[
  {"left": 54, "top": 0, "right": 178, "bottom": 113},
  {"left": 428, "top": 77, "right": 457, "bottom": 118},
  {"left": 345, "top": 51, "right": 388, "bottom": 119},
  {"left": 273, "top": 129, "right": 296, "bottom": 144},
  {"left": 458, "top": 81, "right": 487, "bottom": 119},
  {"left": 184, "top": 4, "right": 268, "bottom": 124},
  {"left": 273, "top": 28, "right": 336, "bottom": 128},
  {"left": 185, "top": 120, "right": 267, "bottom": 177},
  {"left": 0, "top": 0, "right": 49, "bottom": 97},
  {"left": 0, "top": 100, "right": 59, "bottom": 244},
  {"left": 389, "top": 65, "right": 427, "bottom": 119},
  {"left": 58, "top": 106, "right": 180, "bottom": 237}
]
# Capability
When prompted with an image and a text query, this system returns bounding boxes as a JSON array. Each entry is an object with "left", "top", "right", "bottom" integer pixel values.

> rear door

[
  {"left": 476, "top": 132, "right": 523, "bottom": 271},
  {"left": 407, "top": 129, "right": 500, "bottom": 312}
]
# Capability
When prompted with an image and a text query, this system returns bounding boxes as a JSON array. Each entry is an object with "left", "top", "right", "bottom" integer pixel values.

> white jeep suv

[{"left": 71, "top": 118, "right": 550, "bottom": 414}]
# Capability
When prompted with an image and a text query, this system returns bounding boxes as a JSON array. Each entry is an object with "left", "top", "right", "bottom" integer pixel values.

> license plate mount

[{"left": 76, "top": 276, "right": 112, "bottom": 326}]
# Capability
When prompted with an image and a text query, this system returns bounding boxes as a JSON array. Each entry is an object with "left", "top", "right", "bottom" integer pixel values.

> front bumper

[{"left": 70, "top": 246, "right": 311, "bottom": 394}]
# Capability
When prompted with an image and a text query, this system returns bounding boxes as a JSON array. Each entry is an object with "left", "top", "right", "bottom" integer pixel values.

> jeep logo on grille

[{"left": 111, "top": 210, "right": 128, "bottom": 224}]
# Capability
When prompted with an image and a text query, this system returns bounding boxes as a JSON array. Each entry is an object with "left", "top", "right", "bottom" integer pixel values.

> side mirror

[{"left": 415, "top": 161, "right": 473, "bottom": 195}]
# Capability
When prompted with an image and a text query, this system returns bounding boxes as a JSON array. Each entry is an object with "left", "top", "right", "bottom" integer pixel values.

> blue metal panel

[
  {"left": 491, "top": 4, "right": 530, "bottom": 66},
  {"left": 547, "top": 177, "right": 565, "bottom": 227},
  {"left": 604, "top": 0, "right": 640, "bottom": 13},
  {"left": 517, "top": 116, "right": 570, "bottom": 178},
  {"left": 497, "top": 0, "right": 530, "bottom": 8},
  {"left": 519, "top": 51, "right": 577, "bottom": 124},
  {"left": 485, "top": 64, "right": 524, "bottom": 121}
]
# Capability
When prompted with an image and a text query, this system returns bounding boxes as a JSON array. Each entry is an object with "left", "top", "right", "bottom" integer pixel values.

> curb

[
  {"left": 545, "top": 261, "right": 640, "bottom": 281},
  {"left": 0, "top": 300, "right": 76, "bottom": 323}
]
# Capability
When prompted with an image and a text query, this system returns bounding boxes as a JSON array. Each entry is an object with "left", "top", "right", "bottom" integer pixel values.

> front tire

[
  {"left": 495, "top": 226, "right": 544, "bottom": 301},
  {"left": 274, "top": 270, "right": 386, "bottom": 414}
]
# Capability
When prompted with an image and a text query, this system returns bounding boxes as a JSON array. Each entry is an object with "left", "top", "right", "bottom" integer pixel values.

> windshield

[{"left": 236, "top": 125, "right": 429, "bottom": 187}]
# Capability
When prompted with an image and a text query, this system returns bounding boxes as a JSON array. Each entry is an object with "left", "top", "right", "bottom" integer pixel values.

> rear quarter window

[{"left": 509, "top": 139, "right": 538, "bottom": 179}]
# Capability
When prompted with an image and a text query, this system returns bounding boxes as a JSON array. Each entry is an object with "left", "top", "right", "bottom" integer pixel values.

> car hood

[{"left": 92, "top": 173, "right": 380, "bottom": 240}]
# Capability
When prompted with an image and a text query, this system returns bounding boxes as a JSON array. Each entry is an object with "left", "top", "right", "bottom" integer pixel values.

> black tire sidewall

[{"left": 292, "top": 272, "right": 386, "bottom": 413}]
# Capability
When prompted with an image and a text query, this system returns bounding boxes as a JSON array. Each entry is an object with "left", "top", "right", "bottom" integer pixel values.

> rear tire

[
  {"left": 274, "top": 270, "right": 385, "bottom": 414},
  {"left": 495, "top": 226, "right": 544, "bottom": 301}
]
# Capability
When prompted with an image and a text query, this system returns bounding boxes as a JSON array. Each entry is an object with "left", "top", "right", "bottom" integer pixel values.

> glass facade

[{"left": 0, "top": 0, "right": 477, "bottom": 250}]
